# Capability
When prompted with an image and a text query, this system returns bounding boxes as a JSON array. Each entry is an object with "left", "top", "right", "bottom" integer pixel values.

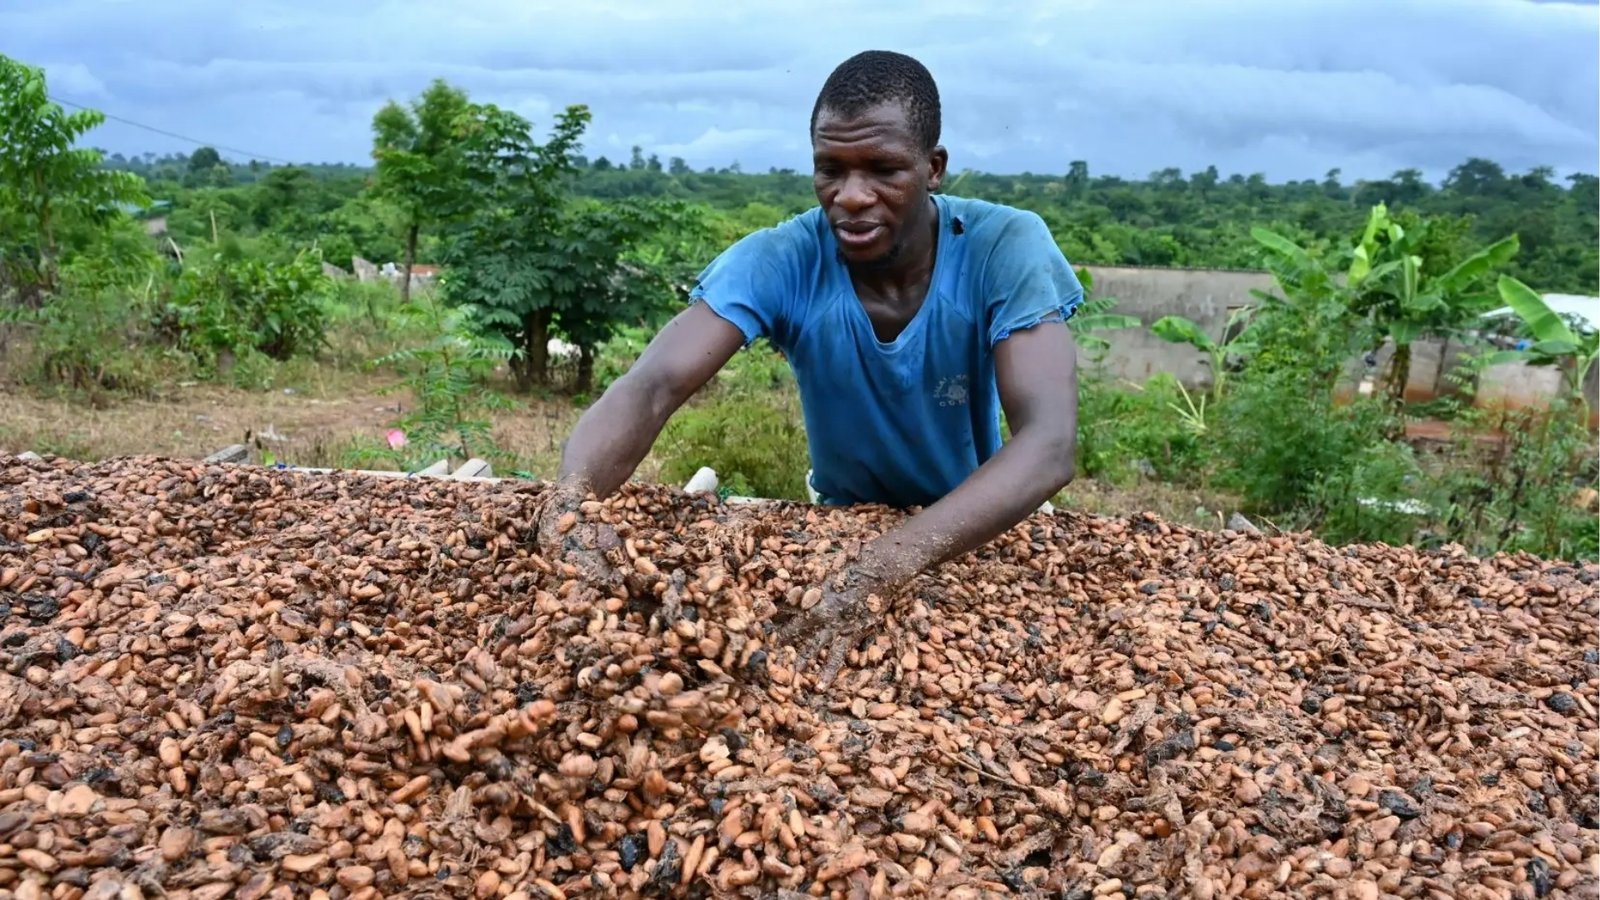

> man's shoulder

[
  {"left": 730, "top": 206, "right": 829, "bottom": 257},
  {"left": 942, "top": 195, "right": 1048, "bottom": 242}
]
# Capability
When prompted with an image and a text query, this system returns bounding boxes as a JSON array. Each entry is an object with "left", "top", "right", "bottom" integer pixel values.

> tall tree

[
  {"left": 371, "top": 79, "right": 472, "bottom": 303},
  {"left": 0, "top": 54, "right": 147, "bottom": 302},
  {"left": 439, "top": 104, "right": 592, "bottom": 389},
  {"left": 188, "top": 146, "right": 221, "bottom": 172}
]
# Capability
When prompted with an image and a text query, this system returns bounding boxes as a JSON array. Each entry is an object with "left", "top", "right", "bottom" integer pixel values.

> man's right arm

[{"left": 554, "top": 301, "right": 748, "bottom": 500}]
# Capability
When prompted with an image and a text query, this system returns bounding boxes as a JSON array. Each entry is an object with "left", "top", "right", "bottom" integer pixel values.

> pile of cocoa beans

[{"left": 0, "top": 454, "right": 1595, "bottom": 899}]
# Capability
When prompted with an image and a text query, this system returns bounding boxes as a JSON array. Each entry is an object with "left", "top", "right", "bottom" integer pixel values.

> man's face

[{"left": 812, "top": 101, "right": 947, "bottom": 268}]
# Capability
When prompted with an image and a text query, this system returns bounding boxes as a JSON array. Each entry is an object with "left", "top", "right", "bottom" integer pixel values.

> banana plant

[
  {"left": 1343, "top": 203, "right": 1519, "bottom": 403},
  {"left": 1149, "top": 305, "right": 1257, "bottom": 400},
  {"left": 1477, "top": 276, "right": 1598, "bottom": 417},
  {"left": 1067, "top": 266, "right": 1140, "bottom": 358}
]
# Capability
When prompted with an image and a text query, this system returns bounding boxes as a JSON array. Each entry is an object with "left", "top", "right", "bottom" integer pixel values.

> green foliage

[
  {"left": 371, "top": 79, "right": 474, "bottom": 300},
  {"left": 1428, "top": 401, "right": 1597, "bottom": 560},
  {"left": 1150, "top": 306, "right": 1255, "bottom": 398},
  {"left": 368, "top": 291, "right": 517, "bottom": 469},
  {"left": 440, "top": 103, "right": 696, "bottom": 392},
  {"left": 1074, "top": 372, "right": 1205, "bottom": 484},
  {"left": 5, "top": 217, "right": 177, "bottom": 397},
  {"left": 1336, "top": 204, "right": 1520, "bottom": 399},
  {"left": 0, "top": 54, "right": 149, "bottom": 300},
  {"left": 157, "top": 244, "right": 332, "bottom": 367},
  {"left": 21, "top": 279, "right": 177, "bottom": 398},
  {"left": 1306, "top": 436, "right": 1428, "bottom": 548},
  {"left": 434, "top": 102, "right": 589, "bottom": 389},
  {"left": 1120, "top": 205, "right": 1595, "bottom": 560},
  {"left": 590, "top": 325, "right": 653, "bottom": 396},
  {"left": 1211, "top": 368, "right": 1399, "bottom": 514},
  {"left": 655, "top": 343, "right": 810, "bottom": 501},
  {"left": 1480, "top": 276, "right": 1598, "bottom": 405}
]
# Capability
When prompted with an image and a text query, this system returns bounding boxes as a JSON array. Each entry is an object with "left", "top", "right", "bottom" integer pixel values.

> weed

[
  {"left": 367, "top": 292, "right": 517, "bottom": 470},
  {"left": 656, "top": 341, "right": 810, "bottom": 500}
]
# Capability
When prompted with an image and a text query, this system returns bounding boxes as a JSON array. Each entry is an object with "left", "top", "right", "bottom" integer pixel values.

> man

[{"left": 539, "top": 50, "right": 1081, "bottom": 686}]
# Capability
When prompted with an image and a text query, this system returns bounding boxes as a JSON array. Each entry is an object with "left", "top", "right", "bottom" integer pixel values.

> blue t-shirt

[{"left": 687, "top": 194, "right": 1083, "bottom": 508}]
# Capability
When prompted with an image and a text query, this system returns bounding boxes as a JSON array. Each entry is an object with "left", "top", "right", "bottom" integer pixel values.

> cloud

[{"left": 1, "top": 0, "right": 1594, "bottom": 182}]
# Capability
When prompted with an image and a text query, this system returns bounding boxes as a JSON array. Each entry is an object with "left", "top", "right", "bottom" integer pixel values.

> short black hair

[{"left": 810, "top": 50, "right": 941, "bottom": 151}]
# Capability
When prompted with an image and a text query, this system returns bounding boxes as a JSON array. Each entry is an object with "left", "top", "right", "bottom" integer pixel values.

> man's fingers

[
  {"left": 790, "top": 627, "right": 824, "bottom": 675},
  {"left": 815, "top": 632, "right": 850, "bottom": 691}
]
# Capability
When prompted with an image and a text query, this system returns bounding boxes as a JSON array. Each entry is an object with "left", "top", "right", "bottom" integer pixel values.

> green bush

[
  {"left": 1209, "top": 368, "right": 1397, "bottom": 516},
  {"left": 156, "top": 242, "right": 332, "bottom": 368},
  {"left": 1076, "top": 372, "right": 1205, "bottom": 485},
  {"left": 14, "top": 241, "right": 183, "bottom": 397},
  {"left": 1308, "top": 439, "right": 1428, "bottom": 547},
  {"left": 656, "top": 341, "right": 810, "bottom": 500},
  {"left": 1428, "top": 401, "right": 1597, "bottom": 560},
  {"left": 23, "top": 283, "right": 182, "bottom": 397}
]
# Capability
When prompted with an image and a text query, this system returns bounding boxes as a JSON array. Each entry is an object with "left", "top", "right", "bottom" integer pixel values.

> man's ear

[{"left": 927, "top": 145, "right": 949, "bottom": 192}]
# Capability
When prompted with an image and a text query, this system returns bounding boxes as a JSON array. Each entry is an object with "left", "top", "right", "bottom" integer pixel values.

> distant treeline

[{"left": 103, "top": 148, "right": 1598, "bottom": 294}]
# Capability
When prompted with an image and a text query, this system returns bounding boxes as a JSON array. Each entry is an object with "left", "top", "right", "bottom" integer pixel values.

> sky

[{"left": 3, "top": 0, "right": 1597, "bottom": 184}]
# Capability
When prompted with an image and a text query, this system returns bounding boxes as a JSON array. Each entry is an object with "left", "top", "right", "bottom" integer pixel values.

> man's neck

[{"left": 849, "top": 197, "right": 939, "bottom": 300}]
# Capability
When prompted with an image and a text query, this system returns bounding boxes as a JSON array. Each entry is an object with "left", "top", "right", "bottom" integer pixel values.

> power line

[{"left": 48, "top": 94, "right": 298, "bottom": 166}]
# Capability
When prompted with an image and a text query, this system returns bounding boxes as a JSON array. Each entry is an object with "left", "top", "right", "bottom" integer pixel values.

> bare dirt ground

[
  {"left": 0, "top": 353, "right": 1230, "bottom": 529},
  {"left": 0, "top": 369, "right": 584, "bottom": 478}
]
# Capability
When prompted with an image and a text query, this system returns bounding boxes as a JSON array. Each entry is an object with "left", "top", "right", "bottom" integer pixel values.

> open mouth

[{"left": 833, "top": 223, "right": 885, "bottom": 249}]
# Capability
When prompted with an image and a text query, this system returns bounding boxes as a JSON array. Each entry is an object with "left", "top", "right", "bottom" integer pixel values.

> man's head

[{"left": 810, "top": 50, "right": 948, "bottom": 269}]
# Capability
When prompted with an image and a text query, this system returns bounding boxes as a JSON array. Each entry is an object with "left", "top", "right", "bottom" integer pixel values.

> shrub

[
  {"left": 13, "top": 242, "right": 183, "bottom": 397},
  {"left": 23, "top": 283, "right": 180, "bottom": 398},
  {"left": 1429, "top": 401, "right": 1597, "bottom": 560},
  {"left": 1308, "top": 439, "right": 1428, "bottom": 547},
  {"left": 1209, "top": 368, "right": 1397, "bottom": 516},
  {"left": 368, "top": 292, "right": 518, "bottom": 470},
  {"left": 156, "top": 243, "right": 332, "bottom": 369},
  {"left": 1075, "top": 372, "right": 1206, "bottom": 486},
  {"left": 656, "top": 341, "right": 810, "bottom": 500}
]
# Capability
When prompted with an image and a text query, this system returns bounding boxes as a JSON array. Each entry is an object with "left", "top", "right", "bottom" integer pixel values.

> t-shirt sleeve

[
  {"left": 982, "top": 210, "right": 1085, "bottom": 347},
  {"left": 686, "top": 226, "right": 796, "bottom": 347}
]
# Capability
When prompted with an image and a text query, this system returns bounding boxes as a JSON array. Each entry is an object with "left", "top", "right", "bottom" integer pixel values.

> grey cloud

[{"left": 1, "top": 0, "right": 1593, "bottom": 181}]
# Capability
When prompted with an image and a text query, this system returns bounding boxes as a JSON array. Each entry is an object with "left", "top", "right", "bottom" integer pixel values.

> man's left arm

[
  {"left": 781, "top": 320, "right": 1078, "bottom": 685},
  {"left": 870, "top": 209, "right": 1084, "bottom": 577},
  {"left": 858, "top": 320, "right": 1078, "bottom": 585}
]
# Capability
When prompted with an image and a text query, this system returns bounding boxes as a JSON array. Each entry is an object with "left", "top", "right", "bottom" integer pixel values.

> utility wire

[{"left": 49, "top": 94, "right": 299, "bottom": 166}]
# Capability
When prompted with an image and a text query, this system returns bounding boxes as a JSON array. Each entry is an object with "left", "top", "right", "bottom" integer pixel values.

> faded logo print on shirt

[{"left": 934, "top": 375, "right": 970, "bottom": 407}]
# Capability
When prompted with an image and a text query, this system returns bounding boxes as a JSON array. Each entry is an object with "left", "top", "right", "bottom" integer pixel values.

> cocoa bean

[{"left": 0, "top": 457, "right": 1592, "bottom": 897}]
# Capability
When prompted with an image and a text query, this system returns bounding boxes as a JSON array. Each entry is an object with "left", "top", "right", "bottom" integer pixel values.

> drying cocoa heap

[{"left": 0, "top": 454, "right": 1596, "bottom": 900}]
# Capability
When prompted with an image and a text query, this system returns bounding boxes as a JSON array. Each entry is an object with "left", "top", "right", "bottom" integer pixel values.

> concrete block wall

[
  {"left": 1079, "top": 265, "right": 1275, "bottom": 389},
  {"left": 1078, "top": 264, "right": 1594, "bottom": 418}
]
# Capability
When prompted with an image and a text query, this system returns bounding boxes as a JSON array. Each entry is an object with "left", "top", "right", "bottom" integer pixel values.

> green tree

[
  {"left": 0, "top": 54, "right": 148, "bottom": 302},
  {"left": 441, "top": 104, "right": 693, "bottom": 392},
  {"left": 371, "top": 78, "right": 472, "bottom": 304},
  {"left": 1339, "top": 204, "right": 1519, "bottom": 402},
  {"left": 188, "top": 146, "right": 221, "bottom": 172},
  {"left": 437, "top": 103, "right": 593, "bottom": 389}
]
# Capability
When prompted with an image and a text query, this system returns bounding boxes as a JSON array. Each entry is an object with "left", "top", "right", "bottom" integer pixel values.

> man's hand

[
  {"left": 535, "top": 480, "right": 624, "bottom": 595},
  {"left": 776, "top": 321, "right": 1079, "bottom": 689},
  {"left": 775, "top": 562, "right": 900, "bottom": 690},
  {"left": 533, "top": 304, "right": 744, "bottom": 598}
]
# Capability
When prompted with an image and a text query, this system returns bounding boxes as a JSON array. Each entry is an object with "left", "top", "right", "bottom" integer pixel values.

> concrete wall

[
  {"left": 1081, "top": 265, "right": 1275, "bottom": 388},
  {"left": 1081, "top": 264, "right": 1596, "bottom": 419}
]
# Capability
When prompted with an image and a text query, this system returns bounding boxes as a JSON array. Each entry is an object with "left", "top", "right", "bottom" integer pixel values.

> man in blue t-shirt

[{"left": 540, "top": 50, "right": 1082, "bottom": 685}]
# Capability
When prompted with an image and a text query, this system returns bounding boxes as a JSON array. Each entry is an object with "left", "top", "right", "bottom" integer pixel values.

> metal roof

[{"left": 1481, "top": 293, "right": 1598, "bottom": 333}]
